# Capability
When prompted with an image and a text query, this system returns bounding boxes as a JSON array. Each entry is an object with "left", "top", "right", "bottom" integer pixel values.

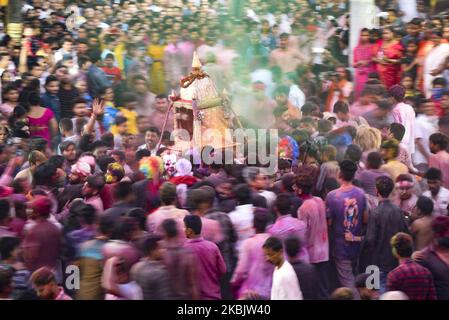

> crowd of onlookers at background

[{"left": 1, "top": 0, "right": 449, "bottom": 300}]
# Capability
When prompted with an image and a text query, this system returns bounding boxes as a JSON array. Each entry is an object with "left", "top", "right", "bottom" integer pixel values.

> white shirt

[
  {"left": 423, "top": 187, "right": 449, "bottom": 217},
  {"left": 229, "top": 204, "right": 255, "bottom": 255},
  {"left": 288, "top": 85, "right": 306, "bottom": 111},
  {"left": 259, "top": 190, "right": 277, "bottom": 209},
  {"left": 413, "top": 114, "right": 438, "bottom": 165},
  {"left": 137, "top": 144, "right": 164, "bottom": 156},
  {"left": 54, "top": 49, "right": 76, "bottom": 64},
  {"left": 271, "top": 260, "right": 303, "bottom": 300},
  {"left": 391, "top": 102, "right": 416, "bottom": 155},
  {"left": 424, "top": 43, "right": 449, "bottom": 98}
]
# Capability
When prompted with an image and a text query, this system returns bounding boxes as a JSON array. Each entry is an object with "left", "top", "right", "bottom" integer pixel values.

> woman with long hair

[
  {"left": 26, "top": 91, "right": 58, "bottom": 150},
  {"left": 0, "top": 84, "right": 19, "bottom": 117},
  {"left": 353, "top": 28, "right": 376, "bottom": 99},
  {"left": 324, "top": 65, "right": 353, "bottom": 112},
  {"left": 374, "top": 27, "right": 404, "bottom": 89}
]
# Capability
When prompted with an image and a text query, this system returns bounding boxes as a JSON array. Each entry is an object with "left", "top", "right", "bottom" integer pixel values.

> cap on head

[
  {"left": 192, "top": 51, "right": 202, "bottom": 69},
  {"left": 28, "top": 195, "right": 52, "bottom": 218}
]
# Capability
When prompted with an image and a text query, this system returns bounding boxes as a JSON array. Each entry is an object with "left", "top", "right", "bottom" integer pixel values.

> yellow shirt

[
  {"left": 110, "top": 108, "right": 138, "bottom": 135},
  {"left": 114, "top": 42, "right": 125, "bottom": 72},
  {"left": 380, "top": 160, "right": 409, "bottom": 182}
]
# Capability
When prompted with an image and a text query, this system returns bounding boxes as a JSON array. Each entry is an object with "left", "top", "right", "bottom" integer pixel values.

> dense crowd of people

[{"left": 0, "top": 0, "right": 449, "bottom": 301}]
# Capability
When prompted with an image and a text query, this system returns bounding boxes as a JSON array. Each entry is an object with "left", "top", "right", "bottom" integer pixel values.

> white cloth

[
  {"left": 174, "top": 158, "right": 192, "bottom": 177},
  {"left": 413, "top": 115, "right": 438, "bottom": 165},
  {"left": 391, "top": 102, "right": 416, "bottom": 155},
  {"left": 423, "top": 43, "right": 449, "bottom": 98},
  {"left": 250, "top": 69, "right": 275, "bottom": 98},
  {"left": 229, "top": 204, "right": 255, "bottom": 255},
  {"left": 271, "top": 260, "right": 303, "bottom": 300},
  {"left": 423, "top": 187, "right": 449, "bottom": 217},
  {"left": 398, "top": 0, "right": 418, "bottom": 22},
  {"left": 288, "top": 85, "right": 306, "bottom": 111},
  {"left": 279, "top": 14, "right": 292, "bottom": 34}
]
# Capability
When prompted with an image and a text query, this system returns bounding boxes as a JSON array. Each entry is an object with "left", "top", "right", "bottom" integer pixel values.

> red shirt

[{"left": 101, "top": 66, "right": 122, "bottom": 84}]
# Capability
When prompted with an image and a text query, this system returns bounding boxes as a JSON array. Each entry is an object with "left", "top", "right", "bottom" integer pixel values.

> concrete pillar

[
  {"left": 349, "top": 0, "right": 377, "bottom": 67},
  {"left": 6, "top": 0, "right": 23, "bottom": 43}
]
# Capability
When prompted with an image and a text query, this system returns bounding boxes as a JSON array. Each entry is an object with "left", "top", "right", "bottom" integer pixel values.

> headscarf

[
  {"left": 388, "top": 84, "right": 405, "bottom": 101},
  {"left": 78, "top": 155, "right": 96, "bottom": 172},
  {"left": 28, "top": 195, "right": 52, "bottom": 217},
  {"left": 174, "top": 158, "right": 193, "bottom": 177},
  {"left": 71, "top": 161, "right": 92, "bottom": 178}
]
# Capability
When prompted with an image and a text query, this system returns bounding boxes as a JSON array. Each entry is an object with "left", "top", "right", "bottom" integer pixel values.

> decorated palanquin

[{"left": 172, "top": 52, "right": 234, "bottom": 153}]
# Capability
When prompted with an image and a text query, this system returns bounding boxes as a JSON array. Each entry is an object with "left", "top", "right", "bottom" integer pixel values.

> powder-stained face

[{"left": 163, "top": 153, "right": 177, "bottom": 177}]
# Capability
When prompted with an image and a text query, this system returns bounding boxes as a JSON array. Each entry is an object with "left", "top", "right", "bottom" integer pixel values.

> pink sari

[
  {"left": 353, "top": 41, "right": 376, "bottom": 98},
  {"left": 28, "top": 108, "right": 54, "bottom": 144}
]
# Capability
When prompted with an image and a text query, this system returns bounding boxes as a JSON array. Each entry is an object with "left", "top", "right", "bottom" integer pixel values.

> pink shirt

[
  {"left": 55, "top": 287, "right": 73, "bottom": 300},
  {"left": 146, "top": 205, "right": 188, "bottom": 242},
  {"left": 184, "top": 237, "right": 226, "bottom": 300},
  {"left": 0, "top": 102, "right": 14, "bottom": 117},
  {"left": 84, "top": 196, "right": 104, "bottom": 215},
  {"left": 200, "top": 217, "right": 224, "bottom": 244},
  {"left": 268, "top": 215, "right": 309, "bottom": 263},
  {"left": 231, "top": 233, "right": 274, "bottom": 299},
  {"left": 429, "top": 150, "right": 449, "bottom": 189},
  {"left": 391, "top": 102, "right": 416, "bottom": 155},
  {"left": 28, "top": 108, "right": 55, "bottom": 144},
  {"left": 298, "top": 196, "right": 329, "bottom": 263},
  {"left": 0, "top": 226, "right": 17, "bottom": 238},
  {"left": 349, "top": 101, "right": 377, "bottom": 118},
  {"left": 102, "top": 240, "right": 141, "bottom": 272},
  {"left": 23, "top": 220, "right": 62, "bottom": 272}
]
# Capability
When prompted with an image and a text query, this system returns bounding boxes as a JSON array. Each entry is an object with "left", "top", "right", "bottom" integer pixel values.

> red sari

[{"left": 375, "top": 40, "right": 404, "bottom": 89}]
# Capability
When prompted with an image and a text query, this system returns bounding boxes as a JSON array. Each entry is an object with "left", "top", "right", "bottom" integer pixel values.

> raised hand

[{"left": 92, "top": 98, "right": 105, "bottom": 116}]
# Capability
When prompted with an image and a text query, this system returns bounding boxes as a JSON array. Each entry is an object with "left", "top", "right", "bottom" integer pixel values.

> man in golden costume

[{"left": 171, "top": 51, "right": 235, "bottom": 153}]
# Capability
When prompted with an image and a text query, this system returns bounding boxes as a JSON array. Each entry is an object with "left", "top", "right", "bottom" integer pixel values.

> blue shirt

[
  {"left": 103, "top": 104, "right": 120, "bottom": 131},
  {"left": 40, "top": 92, "right": 61, "bottom": 121},
  {"left": 87, "top": 65, "right": 110, "bottom": 98}
]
